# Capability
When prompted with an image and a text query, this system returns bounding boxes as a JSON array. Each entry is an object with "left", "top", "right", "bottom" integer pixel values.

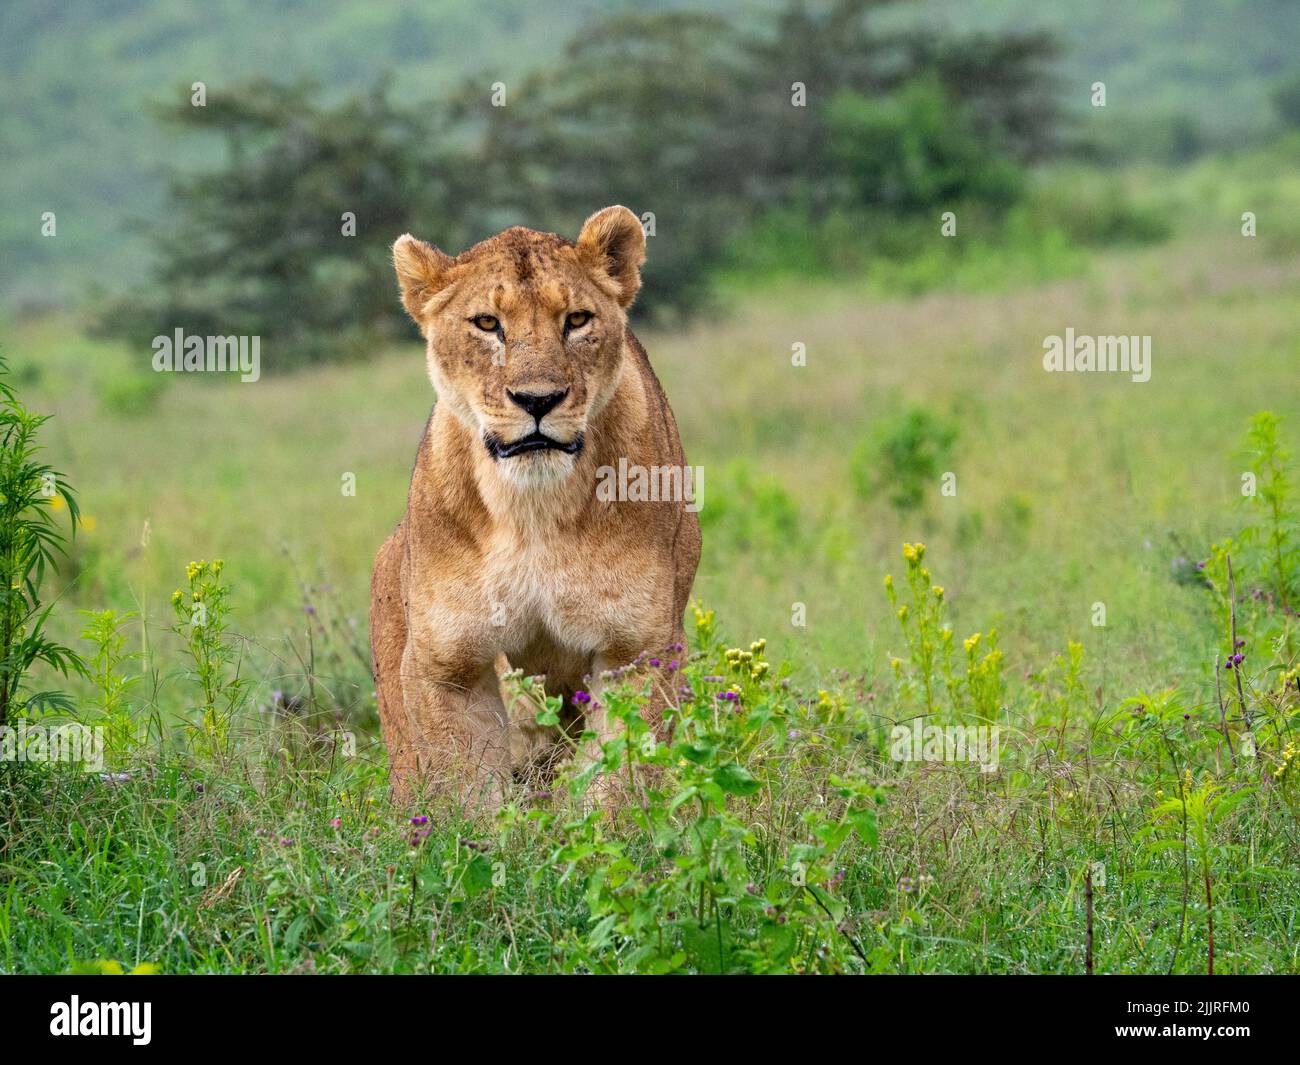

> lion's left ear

[{"left": 576, "top": 206, "right": 646, "bottom": 309}]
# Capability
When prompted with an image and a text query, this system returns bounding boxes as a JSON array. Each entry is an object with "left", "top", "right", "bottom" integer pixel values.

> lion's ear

[
  {"left": 393, "top": 234, "right": 454, "bottom": 322},
  {"left": 576, "top": 206, "right": 646, "bottom": 309}
]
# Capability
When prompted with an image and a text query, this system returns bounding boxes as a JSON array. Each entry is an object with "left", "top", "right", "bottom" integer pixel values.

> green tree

[
  {"left": 99, "top": 79, "right": 482, "bottom": 367},
  {"left": 99, "top": 1, "right": 1063, "bottom": 355}
]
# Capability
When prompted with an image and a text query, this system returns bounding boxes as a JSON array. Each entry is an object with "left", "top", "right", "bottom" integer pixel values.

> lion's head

[{"left": 392, "top": 206, "right": 646, "bottom": 485}]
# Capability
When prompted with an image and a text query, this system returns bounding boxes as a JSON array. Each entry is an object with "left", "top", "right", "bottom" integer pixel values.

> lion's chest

[{"left": 484, "top": 531, "right": 657, "bottom": 658}]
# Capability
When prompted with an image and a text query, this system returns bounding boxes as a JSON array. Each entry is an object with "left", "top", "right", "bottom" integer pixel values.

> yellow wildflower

[{"left": 1275, "top": 742, "right": 1296, "bottom": 779}]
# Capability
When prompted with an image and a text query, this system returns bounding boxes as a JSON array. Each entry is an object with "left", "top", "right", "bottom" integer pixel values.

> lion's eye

[
  {"left": 565, "top": 311, "right": 593, "bottom": 331},
  {"left": 471, "top": 315, "right": 499, "bottom": 333}
]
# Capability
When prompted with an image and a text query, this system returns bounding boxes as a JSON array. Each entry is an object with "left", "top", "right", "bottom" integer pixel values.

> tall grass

[{"left": 2, "top": 432, "right": 1295, "bottom": 971}]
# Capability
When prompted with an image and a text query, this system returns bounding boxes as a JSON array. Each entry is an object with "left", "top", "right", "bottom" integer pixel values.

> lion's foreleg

[{"left": 395, "top": 648, "right": 511, "bottom": 813}]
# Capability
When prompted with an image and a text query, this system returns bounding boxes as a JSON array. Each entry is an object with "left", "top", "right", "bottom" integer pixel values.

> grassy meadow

[
  {"left": 15, "top": 164, "right": 1300, "bottom": 685},
  {"left": 2, "top": 148, "right": 1300, "bottom": 973}
]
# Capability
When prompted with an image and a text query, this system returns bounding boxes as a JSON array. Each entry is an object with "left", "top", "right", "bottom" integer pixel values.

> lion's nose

[{"left": 507, "top": 389, "right": 568, "bottom": 421}]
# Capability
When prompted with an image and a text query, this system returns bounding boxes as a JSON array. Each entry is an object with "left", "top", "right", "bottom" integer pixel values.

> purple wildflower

[
  {"left": 572, "top": 690, "right": 591, "bottom": 705},
  {"left": 410, "top": 815, "right": 429, "bottom": 825}
]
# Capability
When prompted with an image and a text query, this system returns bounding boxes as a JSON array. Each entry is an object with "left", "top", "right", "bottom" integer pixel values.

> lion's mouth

[{"left": 485, "top": 431, "right": 584, "bottom": 460}]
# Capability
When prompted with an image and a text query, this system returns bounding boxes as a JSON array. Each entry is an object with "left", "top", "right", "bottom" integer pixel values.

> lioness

[{"left": 370, "top": 206, "right": 701, "bottom": 806}]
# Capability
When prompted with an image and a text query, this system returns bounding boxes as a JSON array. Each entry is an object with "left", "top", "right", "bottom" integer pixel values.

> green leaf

[
  {"left": 461, "top": 853, "right": 494, "bottom": 897},
  {"left": 678, "top": 741, "right": 716, "bottom": 764},
  {"left": 848, "top": 807, "right": 878, "bottom": 847},
  {"left": 714, "top": 763, "right": 761, "bottom": 796}
]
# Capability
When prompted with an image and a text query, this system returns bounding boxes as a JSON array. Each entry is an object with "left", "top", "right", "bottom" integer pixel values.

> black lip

[{"left": 485, "top": 431, "right": 584, "bottom": 460}]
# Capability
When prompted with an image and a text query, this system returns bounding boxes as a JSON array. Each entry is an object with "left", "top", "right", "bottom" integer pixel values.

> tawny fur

[{"left": 370, "top": 206, "right": 701, "bottom": 808}]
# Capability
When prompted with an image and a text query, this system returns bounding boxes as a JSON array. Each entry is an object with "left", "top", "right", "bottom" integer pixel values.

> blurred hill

[
  {"left": 2, "top": 0, "right": 1298, "bottom": 310},
  {"left": 904, "top": 0, "right": 1299, "bottom": 147},
  {"left": 0, "top": 0, "right": 692, "bottom": 307}
]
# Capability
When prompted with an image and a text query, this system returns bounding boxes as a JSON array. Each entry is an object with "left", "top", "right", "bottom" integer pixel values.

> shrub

[
  {"left": 851, "top": 405, "right": 957, "bottom": 512},
  {"left": 0, "top": 355, "right": 84, "bottom": 725},
  {"left": 100, "top": 370, "right": 170, "bottom": 417},
  {"left": 827, "top": 81, "right": 1024, "bottom": 215},
  {"left": 501, "top": 626, "right": 883, "bottom": 974}
]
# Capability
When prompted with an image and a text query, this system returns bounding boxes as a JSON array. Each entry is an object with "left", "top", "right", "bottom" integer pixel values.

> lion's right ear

[{"left": 393, "top": 234, "right": 454, "bottom": 322}]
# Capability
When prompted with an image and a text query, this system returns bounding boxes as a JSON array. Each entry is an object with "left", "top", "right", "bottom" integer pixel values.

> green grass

[
  {"left": 1, "top": 538, "right": 1296, "bottom": 974},
  {"left": 12, "top": 221, "right": 1300, "bottom": 685},
  {"left": 1, "top": 167, "right": 1299, "bottom": 971}
]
